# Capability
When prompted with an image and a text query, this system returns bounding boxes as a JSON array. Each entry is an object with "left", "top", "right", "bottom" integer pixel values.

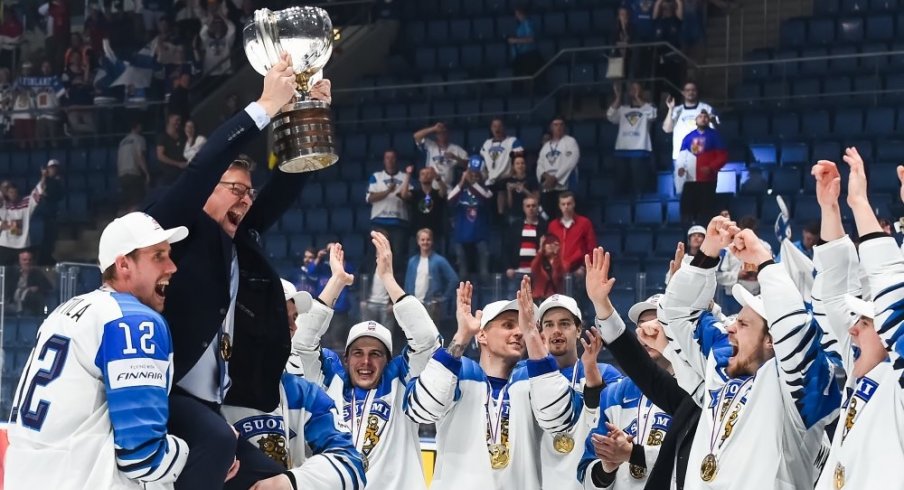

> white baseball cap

[
  {"left": 346, "top": 321, "right": 393, "bottom": 353},
  {"left": 844, "top": 295, "right": 874, "bottom": 320},
  {"left": 279, "top": 278, "right": 313, "bottom": 314},
  {"left": 628, "top": 294, "right": 663, "bottom": 325},
  {"left": 46, "top": 159, "right": 60, "bottom": 167},
  {"left": 732, "top": 284, "right": 767, "bottom": 320},
  {"left": 98, "top": 212, "right": 188, "bottom": 271},
  {"left": 538, "top": 294, "right": 582, "bottom": 324},
  {"left": 480, "top": 299, "right": 539, "bottom": 329},
  {"left": 687, "top": 225, "right": 706, "bottom": 237}
]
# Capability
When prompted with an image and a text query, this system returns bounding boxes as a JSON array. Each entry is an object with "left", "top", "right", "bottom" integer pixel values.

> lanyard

[
  {"left": 708, "top": 376, "right": 755, "bottom": 456},
  {"left": 635, "top": 395, "right": 655, "bottom": 444},
  {"left": 350, "top": 388, "right": 377, "bottom": 453},
  {"left": 485, "top": 381, "right": 510, "bottom": 445}
]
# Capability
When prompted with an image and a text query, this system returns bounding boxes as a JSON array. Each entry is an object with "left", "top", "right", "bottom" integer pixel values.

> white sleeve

[
  {"left": 536, "top": 141, "right": 551, "bottom": 180},
  {"left": 658, "top": 262, "right": 719, "bottom": 380},
  {"left": 811, "top": 237, "right": 860, "bottom": 376},
  {"left": 858, "top": 236, "right": 904, "bottom": 362},
  {"left": 582, "top": 461, "right": 613, "bottom": 489},
  {"left": 527, "top": 356, "right": 576, "bottom": 434},
  {"left": 289, "top": 301, "right": 335, "bottom": 386},
  {"left": 605, "top": 107, "right": 620, "bottom": 124},
  {"left": 393, "top": 295, "right": 441, "bottom": 379},
  {"left": 404, "top": 349, "right": 461, "bottom": 424},
  {"left": 551, "top": 137, "right": 580, "bottom": 185}
]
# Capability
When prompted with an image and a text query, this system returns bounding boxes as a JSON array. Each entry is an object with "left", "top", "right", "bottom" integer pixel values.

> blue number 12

[{"left": 15, "top": 334, "right": 71, "bottom": 431}]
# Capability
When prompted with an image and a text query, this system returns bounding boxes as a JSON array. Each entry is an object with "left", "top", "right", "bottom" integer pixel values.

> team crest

[
  {"left": 258, "top": 433, "right": 289, "bottom": 468},
  {"left": 625, "top": 111, "right": 642, "bottom": 126},
  {"left": 345, "top": 398, "right": 392, "bottom": 460}
]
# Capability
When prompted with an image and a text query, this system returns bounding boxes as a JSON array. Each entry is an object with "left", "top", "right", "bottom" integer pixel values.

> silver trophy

[{"left": 244, "top": 6, "right": 337, "bottom": 173}]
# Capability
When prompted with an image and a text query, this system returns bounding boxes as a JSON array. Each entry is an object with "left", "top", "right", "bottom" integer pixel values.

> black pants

[
  {"left": 680, "top": 181, "right": 717, "bottom": 224},
  {"left": 540, "top": 190, "right": 563, "bottom": 221},
  {"left": 614, "top": 156, "right": 655, "bottom": 196},
  {"left": 169, "top": 393, "right": 285, "bottom": 490}
]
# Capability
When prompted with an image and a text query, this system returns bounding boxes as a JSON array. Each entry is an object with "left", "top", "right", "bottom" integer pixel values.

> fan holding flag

[{"left": 674, "top": 111, "right": 728, "bottom": 223}]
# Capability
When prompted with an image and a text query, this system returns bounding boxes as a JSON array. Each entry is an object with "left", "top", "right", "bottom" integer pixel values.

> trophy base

[{"left": 272, "top": 99, "right": 338, "bottom": 173}]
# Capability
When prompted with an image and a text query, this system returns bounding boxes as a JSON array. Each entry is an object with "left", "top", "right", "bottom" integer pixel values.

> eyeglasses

[{"left": 218, "top": 181, "right": 257, "bottom": 200}]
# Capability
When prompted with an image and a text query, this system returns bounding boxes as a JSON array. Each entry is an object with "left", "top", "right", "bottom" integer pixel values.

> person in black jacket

[
  {"left": 144, "top": 53, "right": 333, "bottom": 489},
  {"left": 581, "top": 247, "right": 703, "bottom": 490}
]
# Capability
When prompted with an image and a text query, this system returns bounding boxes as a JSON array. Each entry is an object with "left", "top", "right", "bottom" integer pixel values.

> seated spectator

[
  {"left": 449, "top": 166, "right": 493, "bottom": 279},
  {"left": 497, "top": 154, "right": 539, "bottom": 223},
  {"left": 16, "top": 60, "right": 65, "bottom": 147},
  {"left": 479, "top": 117, "right": 524, "bottom": 187},
  {"left": 403, "top": 167, "right": 447, "bottom": 249},
  {"left": 607, "top": 82, "right": 657, "bottom": 195},
  {"left": 740, "top": 166, "right": 768, "bottom": 195},
  {"left": 6, "top": 250, "right": 52, "bottom": 315},
  {"left": 537, "top": 116, "right": 580, "bottom": 219},
  {"left": 530, "top": 234, "right": 565, "bottom": 301},
  {"left": 39, "top": 0, "right": 70, "bottom": 70},
  {"left": 675, "top": 110, "right": 727, "bottom": 223},
  {"left": 0, "top": 177, "right": 46, "bottom": 266},
  {"left": 183, "top": 119, "right": 207, "bottom": 161},
  {"left": 10, "top": 83, "right": 36, "bottom": 149},
  {"left": 505, "top": 195, "right": 547, "bottom": 279},
  {"left": 547, "top": 191, "right": 596, "bottom": 275},
  {"left": 413, "top": 121, "right": 468, "bottom": 189},
  {"left": 404, "top": 228, "right": 458, "bottom": 323},
  {"left": 64, "top": 33, "right": 94, "bottom": 74}
]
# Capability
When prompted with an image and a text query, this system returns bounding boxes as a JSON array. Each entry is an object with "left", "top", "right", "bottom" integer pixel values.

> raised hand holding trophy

[{"left": 244, "top": 6, "right": 338, "bottom": 173}]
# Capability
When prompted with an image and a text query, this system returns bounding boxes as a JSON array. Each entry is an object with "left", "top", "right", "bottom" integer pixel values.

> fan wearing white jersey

[
  {"left": 662, "top": 82, "right": 718, "bottom": 161},
  {"left": 480, "top": 117, "right": 525, "bottom": 186},
  {"left": 660, "top": 216, "right": 841, "bottom": 490},
  {"left": 290, "top": 232, "right": 440, "bottom": 489},
  {"left": 6, "top": 212, "right": 190, "bottom": 490},
  {"left": 534, "top": 294, "right": 623, "bottom": 490},
  {"left": 810, "top": 149, "right": 904, "bottom": 489},
  {"left": 414, "top": 121, "right": 469, "bottom": 188},
  {"left": 404, "top": 277, "right": 575, "bottom": 490},
  {"left": 220, "top": 273, "right": 365, "bottom": 490}
]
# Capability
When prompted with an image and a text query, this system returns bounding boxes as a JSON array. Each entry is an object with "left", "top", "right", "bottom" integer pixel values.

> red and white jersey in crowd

[
  {"left": 0, "top": 183, "right": 44, "bottom": 250},
  {"left": 668, "top": 102, "right": 718, "bottom": 159}
]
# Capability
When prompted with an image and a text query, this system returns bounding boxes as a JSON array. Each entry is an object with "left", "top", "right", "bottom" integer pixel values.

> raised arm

[
  {"left": 404, "top": 282, "right": 482, "bottom": 424},
  {"left": 731, "top": 230, "right": 841, "bottom": 431},
  {"left": 661, "top": 97, "right": 677, "bottom": 133},
  {"left": 413, "top": 122, "right": 442, "bottom": 144}
]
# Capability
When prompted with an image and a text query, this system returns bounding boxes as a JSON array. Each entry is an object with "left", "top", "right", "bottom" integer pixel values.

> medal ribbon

[
  {"left": 635, "top": 394, "right": 655, "bottom": 444},
  {"left": 485, "top": 381, "right": 510, "bottom": 446},
  {"left": 350, "top": 388, "right": 377, "bottom": 454},
  {"left": 707, "top": 376, "right": 755, "bottom": 457}
]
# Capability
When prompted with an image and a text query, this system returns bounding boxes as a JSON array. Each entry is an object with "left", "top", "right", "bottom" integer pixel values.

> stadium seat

[
  {"left": 634, "top": 201, "right": 663, "bottom": 225},
  {"left": 838, "top": 17, "right": 865, "bottom": 43},
  {"left": 771, "top": 167, "right": 802, "bottom": 194},
  {"left": 472, "top": 17, "right": 495, "bottom": 40},
  {"left": 300, "top": 183, "right": 324, "bottom": 207},
  {"left": 833, "top": 108, "right": 864, "bottom": 135},
  {"left": 654, "top": 228, "right": 685, "bottom": 256},
  {"left": 449, "top": 19, "right": 471, "bottom": 42},
  {"left": 749, "top": 144, "right": 777, "bottom": 165},
  {"left": 828, "top": 47, "right": 858, "bottom": 74},
  {"left": 865, "top": 106, "right": 896, "bottom": 135},
  {"left": 330, "top": 208, "right": 355, "bottom": 233},
  {"left": 816, "top": 0, "right": 841, "bottom": 15},
  {"left": 780, "top": 142, "right": 809, "bottom": 166},
  {"left": 780, "top": 19, "right": 807, "bottom": 48},
  {"left": 870, "top": 0, "right": 898, "bottom": 10},
  {"left": 437, "top": 46, "right": 459, "bottom": 70},
  {"left": 613, "top": 261, "right": 641, "bottom": 289},
  {"left": 281, "top": 210, "right": 305, "bottom": 234},
  {"left": 772, "top": 50, "right": 799, "bottom": 79},
  {"left": 877, "top": 140, "right": 904, "bottom": 163},
  {"left": 461, "top": 44, "right": 484, "bottom": 69},
  {"left": 408, "top": 21, "right": 427, "bottom": 44},
  {"left": 604, "top": 201, "right": 632, "bottom": 226},
  {"left": 743, "top": 49, "right": 771, "bottom": 80},
  {"left": 609, "top": 287, "right": 637, "bottom": 314},
  {"left": 485, "top": 43, "right": 507, "bottom": 66},
  {"left": 426, "top": 20, "right": 449, "bottom": 43},
  {"left": 791, "top": 78, "right": 821, "bottom": 106},
  {"left": 16, "top": 318, "right": 40, "bottom": 347},
  {"left": 793, "top": 199, "right": 821, "bottom": 222},
  {"left": 305, "top": 212, "right": 330, "bottom": 233},
  {"left": 803, "top": 111, "right": 831, "bottom": 137},
  {"left": 544, "top": 13, "right": 567, "bottom": 35},
  {"left": 624, "top": 229, "right": 654, "bottom": 258},
  {"left": 567, "top": 10, "right": 592, "bottom": 35},
  {"left": 812, "top": 141, "right": 842, "bottom": 161},
  {"left": 868, "top": 163, "right": 899, "bottom": 192},
  {"left": 808, "top": 18, "right": 836, "bottom": 46},
  {"left": 866, "top": 14, "right": 895, "bottom": 41},
  {"left": 265, "top": 234, "right": 288, "bottom": 260},
  {"left": 666, "top": 199, "right": 681, "bottom": 222},
  {"left": 645, "top": 259, "right": 671, "bottom": 289},
  {"left": 415, "top": 47, "right": 436, "bottom": 71},
  {"left": 842, "top": 0, "right": 869, "bottom": 12},
  {"left": 772, "top": 113, "right": 800, "bottom": 139},
  {"left": 598, "top": 229, "right": 624, "bottom": 255},
  {"left": 730, "top": 196, "right": 758, "bottom": 218}
]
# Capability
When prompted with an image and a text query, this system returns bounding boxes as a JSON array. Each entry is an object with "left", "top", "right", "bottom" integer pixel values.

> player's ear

[
  {"left": 114, "top": 255, "right": 131, "bottom": 276},
  {"left": 475, "top": 329, "right": 488, "bottom": 347}
]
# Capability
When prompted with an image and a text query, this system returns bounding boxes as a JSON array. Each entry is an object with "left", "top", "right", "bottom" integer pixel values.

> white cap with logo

[
  {"left": 844, "top": 295, "right": 874, "bottom": 320},
  {"left": 98, "top": 212, "right": 188, "bottom": 271},
  {"left": 628, "top": 294, "right": 663, "bottom": 325},
  {"left": 732, "top": 284, "right": 767, "bottom": 320},
  {"left": 346, "top": 321, "right": 393, "bottom": 352},
  {"left": 480, "top": 299, "right": 540, "bottom": 329},
  {"left": 280, "top": 279, "right": 314, "bottom": 314},
  {"left": 538, "top": 294, "right": 582, "bottom": 324},
  {"left": 687, "top": 225, "right": 706, "bottom": 237}
]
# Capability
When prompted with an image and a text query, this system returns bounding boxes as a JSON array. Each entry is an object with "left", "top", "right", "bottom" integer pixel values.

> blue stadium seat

[
  {"left": 868, "top": 163, "right": 899, "bottom": 192},
  {"left": 719, "top": 118, "right": 741, "bottom": 141},
  {"left": 780, "top": 18, "right": 807, "bottom": 47},
  {"left": 749, "top": 144, "right": 777, "bottom": 165},
  {"left": 823, "top": 76, "right": 852, "bottom": 101},
  {"left": 861, "top": 42, "right": 890, "bottom": 71},
  {"left": 473, "top": 17, "right": 495, "bottom": 40},
  {"left": 323, "top": 181, "right": 349, "bottom": 205},
  {"left": 415, "top": 47, "right": 436, "bottom": 71},
  {"left": 330, "top": 208, "right": 355, "bottom": 233},
  {"left": 780, "top": 142, "right": 809, "bottom": 166},
  {"left": 549, "top": 64, "right": 570, "bottom": 88},
  {"left": 772, "top": 50, "right": 799, "bottom": 78},
  {"left": 368, "top": 134, "right": 391, "bottom": 158},
  {"left": 544, "top": 12, "right": 567, "bottom": 35},
  {"left": 798, "top": 48, "right": 828, "bottom": 76},
  {"left": 66, "top": 193, "right": 89, "bottom": 222},
  {"left": 449, "top": 19, "right": 471, "bottom": 42},
  {"left": 816, "top": 0, "right": 841, "bottom": 15},
  {"left": 812, "top": 141, "right": 842, "bottom": 161},
  {"left": 839, "top": 17, "right": 865, "bottom": 43},
  {"left": 437, "top": 46, "right": 459, "bottom": 70},
  {"left": 730, "top": 196, "right": 758, "bottom": 217},
  {"left": 870, "top": 0, "right": 898, "bottom": 10},
  {"left": 645, "top": 259, "right": 671, "bottom": 289},
  {"left": 69, "top": 149, "right": 89, "bottom": 173},
  {"left": 654, "top": 228, "right": 685, "bottom": 256},
  {"left": 634, "top": 201, "right": 663, "bottom": 225},
  {"left": 10, "top": 151, "right": 29, "bottom": 176},
  {"left": 461, "top": 44, "right": 484, "bottom": 69},
  {"left": 265, "top": 233, "right": 288, "bottom": 260},
  {"left": 733, "top": 82, "right": 761, "bottom": 106},
  {"left": 808, "top": 18, "right": 836, "bottom": 46},
  {"left": 761, "top": 196, "right": 781, "bottom": 221},
  {"left": 598, "top": 229, "right": 623, "bottom": 255},
  {"left": 520, "top": 126, "right": 544, "bottom": 153},
  {"left": 772, "top": 113, "right": 800, "bottom": 139},
  {"left": 865, "top": 106, "right": 895, "bottom": 135},
  {"left": 572, "top": 122, "right": 597, "bottom": 146},
  {"left": 742, "top": 113, "right": 770, "bottom": 139},
  {"left": 604, "top": 201, "right": 632, "bottom": 226},
  {"left": 354, "top": 206, "right": 371, "bottom": 231},
  {"left": 281, "top": 209, "right": 305, "bottom": 233},
  {"left": 791, "top": 78, "right": 821, "bottom": 106},
  {"left": 16, "top": 318, "right": 40, "bottom": 346},
  {"left": 834, "top": 108, "right": 864, "bottom": 135},
  {"left": 793, "top": 199, "right": 821, "bottom": 222},
  {"left": 613, "top": 261, "right": 641, "bottom": 289},
  {"left": 666, "top": 199, "right": 681, "bottom": 222},
  {"left": 771, "top": 167, "right": 802, "bottom": 194},
  {"left": 849, "top": 139, "right": 874, "bottom": 162},
  {"left": 427, "top": 20, "right": 449, "bottom": 43},
  {"left": 408, "top": 21, "right": 427, "bottom": 44},
  {"left": 624, "top": 229, "right": 654, "bottom": 258},
  {"left": 877, "top": 140, "right": 904, "bottom": 162},
  {"left": 300, "top": 183, "right": 324, "bottom": 207},
  {"left": 306, "top": 212, "right": 330, "bottom": 233},
  {"left": 572, "top": 63, "right": 596, "bottom": 85},
  {"left": 743, "top": 49, "right": 771, "bottom": 80},
  {"left": 567, "top": 10, "right": 592, "bottom": 35},
  {"left": 866, "top": 14, "right": 895, "bottom": 41},
  {"left": 485, "top": 43, "right": 507, "bottom": 66},
  {"left": 842, "top": 0, "right": 869, "bottom": 12},
  {"left": 828, "top": 46, "right": 858, "bottom": 73}
]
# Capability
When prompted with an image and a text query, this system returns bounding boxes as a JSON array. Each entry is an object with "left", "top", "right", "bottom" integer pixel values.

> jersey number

[
  {"left": 118, "top": 321, "right": 156, "bottom": 355},
  {"left": 16, "top": 334, "right": 71, "bottom": 431}
]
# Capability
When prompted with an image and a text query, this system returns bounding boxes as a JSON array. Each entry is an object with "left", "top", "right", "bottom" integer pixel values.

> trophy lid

[{"left": 243, "top": 7, "right": 334, "bottom": 79}]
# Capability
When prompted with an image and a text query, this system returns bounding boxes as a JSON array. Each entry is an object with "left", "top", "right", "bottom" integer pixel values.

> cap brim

[
  {"left": 481, "top": 299, "right": 520, "bottom": 329},
  {"left": 628, "top": 302, "right": 657, "bottom": 325},
  {"left": 844, "top": 295, "right": 874, "bottom": 320},
  {"left": 288, "top": 290, "right": 313, "bottom": 314},
  {"left": 732, "top": 284, "right": 767, "bottom": 320}
]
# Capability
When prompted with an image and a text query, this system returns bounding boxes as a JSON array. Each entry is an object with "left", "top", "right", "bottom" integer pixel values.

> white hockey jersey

[
  {"left": 480, "top": 136, "right": 524, "bottom": 185},
  {"left": 661, "top": 262, "right": 841, "bottom": 490},
  {"left": 292, "top": 295, "right": 440, "bottom": 490},
  {"left": 668, "top": 102, "right": 718, "bottom": 159},
  {"left": 405, "top": 350, "right": 574, "bottom": 490},
  {"left": 578, "top": 377, "right": 672, "bottom": 490},
  {"left": 6, "top": 289, "right": 188, "bottom": 490},
  {"left": 220, "top": 372, "right": 365, "bottom": 489},
  {"left": 536, "top": 135, "right": 580, "bottom": 191},
  {"left": 417, "top": 137, "right": 468, "bottom": 188},
  {"left": 537, "top": 361, "right": 623, "bottom": 490}
]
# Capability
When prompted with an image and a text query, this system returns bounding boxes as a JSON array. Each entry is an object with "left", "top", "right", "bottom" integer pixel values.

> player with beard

[
  {"left": 534, "top": 294, "right": 622, "bottom": 490},
  {"left": 810, "top": 149, "right": 904, "bottom": 489},
  {"left": 405, "top": 277, "right": 575, "bottom": 489},
  {"left": 659, "top": 216, "right": 840, "bottom": 489},
  {"left": 290, "top": 232, "right": 439, "bottom": 489},
  {"left": 7, "top": 213, "right": 190, "bottom": 489}
]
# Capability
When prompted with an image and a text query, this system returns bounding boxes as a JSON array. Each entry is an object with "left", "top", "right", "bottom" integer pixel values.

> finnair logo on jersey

[{"left": 107, "top": 358, "right": 168, "bottom": 390}]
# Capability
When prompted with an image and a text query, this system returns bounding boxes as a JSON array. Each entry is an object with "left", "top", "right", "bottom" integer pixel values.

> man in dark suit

[{"left": 145, "top": 53, "right": 333, "bottom": 489}]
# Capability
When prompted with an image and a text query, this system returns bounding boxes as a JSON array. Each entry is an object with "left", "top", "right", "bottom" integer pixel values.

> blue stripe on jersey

[
  {"left": 695, "top": 311, "right": 730, "bottom": 358},
  {"left": 526, "top": 356, "right": 559, "bottom": 378},
  {"left": 877, "top": 294, "right": 904, "bottom": 353},
  {"left": 776, "top": 317, "right": 842, "bottom": 429}
]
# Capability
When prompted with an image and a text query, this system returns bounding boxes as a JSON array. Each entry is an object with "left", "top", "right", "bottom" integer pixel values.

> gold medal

[
  {"left": 629, "top": 464, "right": 647, "bottom": 479},
  {"left": 834, "top": 463, "right": 845, "bottom": 489},
  {"left": 220, "top": 332, "right": 232, "bottom": 361},
  {"left": 489, "top": 443, "right": 510, "bottom": 469},
  {"left": 701, "top": 453, "right": 718, "bottom": 482},
  {"left": 552, "top": 433, "right": 575, "bottom": 454}
]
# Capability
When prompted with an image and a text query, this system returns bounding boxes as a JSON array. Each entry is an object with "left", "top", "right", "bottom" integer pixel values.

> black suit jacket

[
  {"left": 606, "top": 329, "right": 702, "bottom": 490},
  {"left": 146, "top": 108, "right": 308, "bottom": 412}
]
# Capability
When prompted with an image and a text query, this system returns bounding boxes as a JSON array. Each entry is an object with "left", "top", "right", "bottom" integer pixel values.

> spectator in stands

[
  {"left": 449, "top": 167, "right": 492, "bottom": 279},
  {"left": 37, "top": 159, "right": 64, "bottom": 265},
  {"left": 548, "top": 191, "right": 596, "bottom": 276},
  {"left": 142, "top": 0, "right": 168, "bottom": 34},
  {"left": 302, "top": 242, "right": 356, "bottom": 349},
  {"left": 497, "top": 154, "right": 539, "bottom": 223},
  {"left": 681, "top": 0, "right": 708, "bottom": 64},
  {"left": 402, "top": 167, "right": 447, "bottom": 250},
  {"left": 654, "top": 0, "right": 685, "bottom": 97},
  {"left": 83, "top": 4, "right": 109, "bottom": 55},
  {"left": 675, "top": 110, "right": 727, "bottom": 223},
  {"left": 117, "top": 120, "right": 149, "bottom": 214},
  {"left": 537, "top": 116, "right": 580, "bottom": 220},
  {"left": 167, "top": 71, "right": 193, "bottom": 118},
  {"left": 296, "top": 247, "right": 319, "bottom": 294},
  {"left": 508, "top": 6, "right": 541, "bottom": 89},
  {"left": 479, "top": 117, "right": 524, "bottom": 187},
  {"left": 404, "top": 228, "right": 458, "bottom": 323},
  {"left": 366, "top": 149, "right": 412, "bottom": 282},
  {"left": 6, "top": 250, "right": 52, "bottom": 315},
  {"left": 0, "top": 67, "right": 10, "bottom": 136},
  {"left": 607, "top": 81, "right": 657, "bottom": 195},
  {"left": 16, "top": 60, "right": 65, "bottom": 147},
  {"left": 739, "top": 166, "right": 767, "bottom": 195},
  {"left": 413, "top": 121, "right": 468, "bottom": 188},
  {"left": 0, "top": 177, "right": 46, "bottom": 266},
  {"left": 156, "top": 113, "right": 187, "bottom": 186},
  {"left": 183, "top": 119, "right": 207, "bottom": 161},
  {"left": 505, "top": 195, "right": 547, "bottom": 280},
  {"left": 623, "top": 0, "right": 656, "bottom": 78},
  {"left": 64, "top": 33, "right": 93, "bottom": 73},
  {"left": 62, "top": 53, "right": 96, "bottom": 136},
  {"left": 199, "top": 12, "right": 236, "bottom": 80},
  {"left": 792, "top": 221, "right": 820, "bottom": 259},
  {"left": 717, "top": 215, "right": 773, "bottom": 296},
  {"left": 39, "top": 0, "right": 70, "bottom": 70},
  {"left": 612, "top": 7, "right": 633, "bottom": 74},
  {"left": 663, "top": 81, "right": 718, "bottom": 170},
  {"left": 879, "top": 217, "right": 893, "bottom": 235},
  {"left": 665, "top": 224, "right": 705, "bottom": 285},
  {"left": 531, "top": 234, "right": 565, "bottom": 301},
  {"left": 151, "top": 17, "right": 185, "bottom": 79},
  {"left": 10, "top": 82, "right": 36, "bottom": 149},
  {"left": 0, "top": 6, "right": 24, "bottom": 71}
]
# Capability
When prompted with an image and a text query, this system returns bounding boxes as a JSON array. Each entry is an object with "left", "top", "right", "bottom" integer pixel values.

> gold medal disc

[
  {"left": 701, "top": 453, "right": 718, "bottom": 482},
  {"left": 629, "top": 464, "right": 647, "bottom": 479},
  {"left": 489, "top": 443, "right": 511, "bottom": 469},
  {"left": 553, "top": 433, "right": 575, "bottom": 454},
  {"left": 834, "top": 463, "right": 845, "bottom": 489},
  {"left": 220, "top": 333, "right": 232, "bottom": 361}
]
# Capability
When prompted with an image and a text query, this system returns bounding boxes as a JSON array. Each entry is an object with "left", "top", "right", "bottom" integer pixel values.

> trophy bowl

[{"left": 243, "top": 7, "right": 338, "bottom": 173}]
